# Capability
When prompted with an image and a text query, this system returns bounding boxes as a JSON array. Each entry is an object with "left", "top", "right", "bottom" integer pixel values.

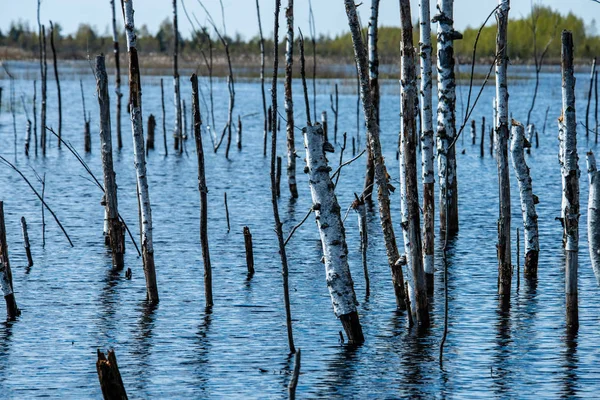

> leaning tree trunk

[
  {"left": 95, "top": 55, "right": 125, "bottom": 270},
  {"left": 122, "top": 0, "right": 159, "bottom": 304},
  {"left": 434, "top": 0, "right": 461, "bottom": 235},
  {"left": 419, "top": 0, "right": 435, "bottom": 292},
  {"left": 495, "top": 0, "right": 511, "bottom": 302},
  {"left": 0, "top": 202, "right": 19, "bottom": 320},
  {"left": 510, "top": 121, "right": 539, "bottom": 279},
  {"left": 363, "top": 0, "right": 379, "bottom": 203},
  {"left": 399, "top": 0, "right": 429, "bottom": 327},
  {"left": 344, "top": 0, "right": 406, "bottom": 310},
  {"left": 111, "top": 0, "right": 123, "bottom": 150},
  {"left": 561, "top": 30, "right": 579, "bottom": 331},
  {"left": 173, "top": 0, "right": 182, "bottom": 152},
  {"left": 302, "top": 124, "right": 364, "bottom": 343},
  {"left": 284, "top": 0, "right": 298, "bottom": 198},
  {"left": 191, "top": 73, "right": 213, "bottom": 307},
  {"left": 587, "top": 151, "right": 600, "bottom": 285}
]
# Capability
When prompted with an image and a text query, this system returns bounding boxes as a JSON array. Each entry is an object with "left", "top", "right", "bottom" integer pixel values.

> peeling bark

[
  {"left": 344, "top": 0, "right": 406, "bottom": 310},
  {"left": 419, "top": 0, "right": 434, "bottom": 292},
  {"left": 302, "top": 124, "right": 364, "bottom": 343},
  {"left": 0, "top": 202, "right": 19, "bottom": 320},
  {"left": 284, "top": 0, "right": 298, "bottom": 198},
  {"left": 510, "top": 121, "right": 538, "bottom": 278},
  {"left": 122, "top": 0, "right": 159, "bottom": 304},
  {"left": 561, "top": 30, "right": 579, "bottom": 331}
]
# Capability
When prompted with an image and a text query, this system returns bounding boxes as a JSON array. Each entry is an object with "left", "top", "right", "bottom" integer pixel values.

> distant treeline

[{"left": 1, "top": 6, "right": 598, "bottom": 64}]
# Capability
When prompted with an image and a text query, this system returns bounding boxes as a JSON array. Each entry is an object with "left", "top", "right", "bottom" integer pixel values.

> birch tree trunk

[
  {"left": 111, "top": 0, "right": 123, "bottom": 150},
  {"left": 419, "top": 0, "right": 435, "bottom": 292},
  {"left": 191, "top": 73, "right": 213, "bottom": 307},
  {"left": 344, "top": 0, "right": 406, "bottom": 310},
  {"left": 284, "top": 0, "right": 298, "bottom": 198},
  {"left": 256, "top": 0, "right": 268, "bottom": 157},
  {"left": 495, "top": 0, "right": 511, "bottom": 301},
  {"left": 49, "top": 21, "right": 62, "bottom": 147},
  {"left": 122, "top": 0, "right": 159, "bottom": 304},
  {"left": 95, "top": 55, "right": 125, "bottom": 270},
  {"left": 587, "top": 151, "right": 600, "bottom": 284},
  {"left": 510, "top": 121, "right": 539, "bottom": 278},
  {"left": 561, "top": 30, "right": 579, "bottom": 331},
  {"left": 400, "top": 0, "right": 429, "bottom": 327},
  {"left": 434, "top": 0, "right": 461, "bottom": 235},
  {"left": 302, "top": 124, "right": 364, "bottom": 342},
  {"left": 363, "top": 0, "right": 379, "bottom": 203},
  {"left": 173, "top": 0, "right": 182, "bottom": 152},
  {"left": 586, "top": 58, "right": 596, "bottom": 139}
]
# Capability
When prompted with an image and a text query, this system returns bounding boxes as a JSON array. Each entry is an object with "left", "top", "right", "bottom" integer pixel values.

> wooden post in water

[
  {"left": 433, "top": 0, "right": 461, "bottom": 236},
  {"left": 0, "top": 203, "right": 19, "bottom": 320},
  {"left": 284, "top": 0, "right": 298, "bottom": 199},
  {"left": 495, "top": 0, "right": 511, "bottom": 303},
  {"left": 586, "top": 58, "right": 596, "bottom": 139},
  {"left": 25, "top": 119, "right": 31, "bottom": 157},
  {"left": 191, "top": 73, "right": 213, "bottom": 307},
  {"left": 49, "top": 21, "right": 62, "bottom": 147},
  {"left": 122, "top": 0, "right": 159, "bottom": 304},
  {"left": 243, "top": 226, "right": 254, "bottom": 275},
  {"left": 419, "top": 0, "right": 435, "bottom": 293},
  {"left": 321, "top": 111, "right": 328, "bottom": 143},
  {"left": 471, "top": 119, "right": 476, "bottom": 145},
  {"left": 255, "top": 0, "right": 268, "bottom": 157},
  {"left": 20, "top": 217, "right": 33, "bottom": 268},
  {"left": 224, "top": 192, "right": 231, "bottom": 233},
  {"left": 561, "top": 30, "right": 579, "bottom": 331},
  {"left": 81, "top": 80, "right": 91, "bottom": 153},
  {"left": 146, "top": 114, "right": 156, "bottom": 153},
  {"left": 40, "top": 24, "right": 48, "bottom": 156},
  {"left": 330, "top": 84, "right": 339, "bottom": 143},
  {"left": 96, "top": 349, "right": 128, "bottom": 400},
  {"left": 160, "top": 79, "right": 167, "bottom": 155},
  {"left": 95, "top": 54, "right": 125, "bottom": 270},
  {"left": 302, "top": 123, "right": 364, "bottom": 343},
  {"left": 288, "top": 348, "right": 301, "bottom": 400},
  {"left": 271, "top": 0, "right": 296, "bottom": 353},
  {"left": 587, "top": 151, "right": 600, "bottom": 284},
  {"left": 276, "top": 156, "right": 282, "bottom": 198},
  {"left": 510, "top": 121, "right": 539, "bottom": 279},
  {"left": 236, "top": 115, "right": 242, "bottom": 150},
  {"left": 400, "top": 0, "right": 430, "bottom": 327},
  {"left": 344, "top": 0, "right": 407, "bottom": 309},
  {"left": 480, "top": 116, "right": 485, "bottom": 157},
  {"left": 33, "top": 81, "right": 38, "bottom": 157}
]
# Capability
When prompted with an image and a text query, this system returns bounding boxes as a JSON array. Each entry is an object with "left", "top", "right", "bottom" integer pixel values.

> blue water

[{"left": 0, "top": 60, "right": 598, "bottom": 398}]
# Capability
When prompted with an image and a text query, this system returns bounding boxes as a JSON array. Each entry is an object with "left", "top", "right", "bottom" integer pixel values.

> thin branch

[
  {"left": 284, "top": 207, "right": 314, "bottom": 246},
  {"left": 0, "top": 155, "right": 73, "bottom": 247},
  {"left": 331, "top": 149, "right": 366, "bottom": 183}
]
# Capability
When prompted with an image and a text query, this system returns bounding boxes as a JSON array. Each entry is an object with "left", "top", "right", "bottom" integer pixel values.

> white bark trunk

[
  {"left": 123, "top": 0, "right": 159, "bottom": 303},
  {"left": 302, "top": 123, "right": 363, "bottom": 340},
  {"left": 587, "top": 151, "right": 600, "bottom": 284},
  {"left": 435, "top": 0, "right": 460, "bottom": 234},
  {"left": 419, "top": 0, "right": 435, "bottom": 285},
  {"left": 510, "top": 121, "right": 539, "bottom": 276},
  {"left": 284, "top": 0, "right": 297, "bottom": 198}
]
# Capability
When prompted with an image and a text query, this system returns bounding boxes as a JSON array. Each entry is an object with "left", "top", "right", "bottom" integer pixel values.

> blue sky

[{"left": 1, "top": 0, "right": 597, "bottom": 39}]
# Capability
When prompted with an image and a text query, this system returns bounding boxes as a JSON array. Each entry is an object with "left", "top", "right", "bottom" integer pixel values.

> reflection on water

[{"left": 0, "top": 62, "right": 598, "bottom": 397}]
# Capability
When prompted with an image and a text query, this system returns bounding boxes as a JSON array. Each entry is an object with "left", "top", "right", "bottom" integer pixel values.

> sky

[{"left": 1, "top": 0, "right": 597, "bottom": 40}]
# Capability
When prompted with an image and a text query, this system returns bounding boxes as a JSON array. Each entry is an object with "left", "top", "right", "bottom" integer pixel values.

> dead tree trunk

[
  {"left": 561, "top": 30, "right": 579, "bottom": 331},
  {"left": 434, "top": 0, "right": 461, "bottom": 235},
  {"left": 256, "top": 0, "right": 268, "bottom": 157},
  {"left": 49, "top": 21, "right": 62, "bottom": 147},
  {"left": 25, "top": 119, "right": 31, "bottom": 157},
  {"left": 236, "top": 115, "right": 242, "bottom": 150},
  {"left": 191, "top": 73, "right": 213, "bottom": 307},
  {"left": 160, "top": 79, "right": 167, "bottom": 155},
  {"left": 0, "top": 202, "right": 19, "bottom": 320},
  {"left": 40, "top": 24, "right": 47, "bottom": 156},
  {"left": 111, "top": 0, "right": 123, "bottom": 150},
  {"left": 173, "top": 0, "right": 182, "bottom": 152},
  {"left": 400, "top": 0, "right": 430, "bottom": 327},
  {"left": 587, "top": 151, "right": 600, "bottom": 284},
  {"left": 495, "top": 0, "right": 512, "bottom": 302},
  {"left": 470, "top": 120, "right": 476, "bottom": 145},
  {"left": 352, "top": 195, "right": 369, "bottom": 296},
  {"left": 146, "top": 114, "right": 156, "bottom": 152},
  {"left": 95, "top": 55, "right": 125, "bottom": 270},
  {"left": 586, "top": 60, "right": 596, "bottom": 140},
  {"left": 302, "top": 124, "right": 365, "bottom": 343},
  {"left": 419, "top": 0, "right": 435, "bottom": 293},
  {"left": 363, "top": 0, "right": 379, "bottom": 204},
  {"left": 284, "top": 0, "right": 298, "bottom": 198},
  {"left": 96, "top": 349, "right": 128, "bottom": 400},
  {"left": 80, "top": 79, "right": 92, "bottom": 153},
  {"left": 344, "top": 0, "right": 406, "bottom": 310},
  {"left": 122, "top": 0, "right": 159, "bottom": 304},
  {"left": 271, "top": 0, "right": 296, "bottom": 353},
  {"left": 330, "top": 84, "right": 339, "bottom": 143},
  {"left": 321, "top": 111, "right": 328, "bottom": 143},
  {"left": 243, "top": 226, "right": 254, "bottom": 275},
  {"left": 20, "top": 217, "right": 33, "bottom": 268},
  {"left": 510, "top": 121, "right": 539, "bottom": 279},
  {"left": 33, "top": 81, "right": 38, "bottom": 157},
  {"left": 480, "top": 116, "right": 485, "bottom": 157}
]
